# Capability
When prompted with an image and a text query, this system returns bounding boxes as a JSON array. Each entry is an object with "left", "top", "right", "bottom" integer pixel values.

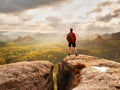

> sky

[{"left": 0, "top": 0, "right": 120, "bottom": 36}]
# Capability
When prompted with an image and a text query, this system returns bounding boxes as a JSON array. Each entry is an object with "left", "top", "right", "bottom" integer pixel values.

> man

[{"left": 66, "top": 28, "right": 78, "bottom": 56}]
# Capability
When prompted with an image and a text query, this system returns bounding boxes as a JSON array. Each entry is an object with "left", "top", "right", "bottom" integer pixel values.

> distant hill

[
  {"left": 0, "top": 31, "right": 35, "bottom": 41},
  {"left": 16, "top": 35, "right": 34, "bottom": 41},
  {"left": 94, "top": 35, "right": 103, "bottom": 41},
  {"left": 102, "top": 34, "right": 112, "bottom": 39},
  {"left": 14, "top": 35, "right": 35, "bottom": 45},
  {"left": 102, "top": 32, "right": 120, "bottom": 40},
  {"left": 91, "top": 32, "right": 120, "bottom": 41},
  {"left": 33, "top": 32, "right": 64, "bottom": 43},
  {"left": 0, "top": 34, "right": 9, "bottom": 41},
  {"left": 34, "top": 32, "right": 62, "bottom": 38},
  {"left": 111, "top": 32, "right": 120, "bottom": 40}
]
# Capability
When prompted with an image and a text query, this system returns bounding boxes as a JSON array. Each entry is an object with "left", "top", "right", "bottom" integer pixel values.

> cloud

[
  {"left": 117, "top": 0, "right": 120, "bottom": 4},
  {"left": 84, "top": 1, "right": 120, "bottom": 36},
  {"left": 86, "top": 23, "right": 114, "bottom": 35},
  {"left": 89, "top": 1, "right": 120, "bottom": 23},
  {"left": 47, "top": 16, "right": 62, "bottom": 26},
  {"left": 113, "top": 8, "right": 120, "bottom": 14},
  {"left": 118, "top": 21, "right": 120, "bottom": 25},
  {"left": 0, "top": 0, "right": 119, "bottom": 35},
  {"left": 98, "top": 1, "right": 112, "bottom": 7},
  {"left": 0, "top": 14, "right": 22, "bottom": 26},
  {"left": 90, "top": 1, "right": 112, "bottom": 13},
  {"left": 46, "top": 16, "right": 79, "bottom": 34},
  {"left": 90, "top": 7, "right": 102, "bottom": 13},
  {"left": 96, "top": 13, "right": 120, "bottom": 22},
  {"left": 0, "top": 0, "right": 68, "bottom": 13},
  {"left": 46, "top": 16, "right": 69, "bottom": 30}
]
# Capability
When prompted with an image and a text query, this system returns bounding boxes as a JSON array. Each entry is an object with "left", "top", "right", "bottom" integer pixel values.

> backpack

[{"left": 67, "top": 33, "right": 73, "bottom": 42}]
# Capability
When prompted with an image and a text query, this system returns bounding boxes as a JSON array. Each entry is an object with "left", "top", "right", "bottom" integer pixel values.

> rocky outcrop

[
  {"left": 16, "top": 35, "right": 34, "bottom": 41},
  {"left": 94, "top": 35, "right": 103, "bottom": 41},
  {"left": 0, "top": 61, "right": 54, "bottom": 90},
  {"left": 57, "top": 54, "right": 120, "bottom": 90}
]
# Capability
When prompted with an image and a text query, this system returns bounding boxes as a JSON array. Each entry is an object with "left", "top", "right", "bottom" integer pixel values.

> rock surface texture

[
  {"left": 0, "top": 61, "right": 54, "bottom": 90},
  {"left": 57, "top": 54, "right": 120, "bottom": 90}
]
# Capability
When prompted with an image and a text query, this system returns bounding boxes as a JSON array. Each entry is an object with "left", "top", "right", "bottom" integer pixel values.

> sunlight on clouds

[
  {"left": 56, "top": 0, "right": 103, "bottom": 21},
  {"left": 0, "top": 14, "right": 21, "bottom": 25},
  {"left": 110, "top": 18, "right": 120, "bottom": 24},
  {"left": 101, "top": 8, "right": 110, "bottom": 16},
  {"left": 0, "top": 0, "right": 119, "bottom": 34},
  {"left": 25, "top": 8, "right": 54, "bottom": 20}
]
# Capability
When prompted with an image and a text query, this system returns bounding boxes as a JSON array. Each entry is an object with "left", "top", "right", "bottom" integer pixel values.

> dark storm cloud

[
  {"left": 97, "top": 13, "right": 120, "bottom": 22},
  {"left": 0, "top": 0, "right": 68, "bottom": 13},
  {"left": 90, "top": 1, "right": 112, "bottom": 13}
]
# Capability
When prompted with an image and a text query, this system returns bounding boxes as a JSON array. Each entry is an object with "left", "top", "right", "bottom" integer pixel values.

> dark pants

[{"left": 68, "top": 42, "right": 76, "bottom": 47}]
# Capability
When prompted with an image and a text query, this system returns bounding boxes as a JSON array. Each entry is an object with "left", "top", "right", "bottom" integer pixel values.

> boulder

[
  {"left": 57, "top": 54, "right": 120, "bottom": 90},
  {"left": 0, "top": 61, "right": 54, "bottom": 90}
]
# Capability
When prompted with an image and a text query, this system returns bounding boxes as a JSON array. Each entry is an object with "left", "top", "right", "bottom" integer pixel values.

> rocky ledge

[
  {"left": 0, "top": 61, "right": 54, "bottom": 90},
  {"left": 57, "top": 54, "right": 120, "bottom": 90}
]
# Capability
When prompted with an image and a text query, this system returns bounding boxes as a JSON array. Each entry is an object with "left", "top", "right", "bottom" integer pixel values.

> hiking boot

[
  {"left": 75, "top": 53, "right": 78, "bottom": 56},
  {"left": 68, "top": 53, "right": 70, "bottom": 56}
]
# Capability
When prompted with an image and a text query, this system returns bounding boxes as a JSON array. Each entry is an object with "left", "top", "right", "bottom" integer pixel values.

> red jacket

[{"left": 66, "top": 32, "right": 76, "bottom": 42}]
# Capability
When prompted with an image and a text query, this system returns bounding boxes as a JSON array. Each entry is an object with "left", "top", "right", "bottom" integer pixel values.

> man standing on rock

[{"left": 66, "top": 28, "right": 78, "bottom": 56}]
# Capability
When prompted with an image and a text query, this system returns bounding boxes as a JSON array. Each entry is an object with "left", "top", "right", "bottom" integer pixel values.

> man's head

[{"left": 70, "top": 28, "right": 73, "bottom": 33}]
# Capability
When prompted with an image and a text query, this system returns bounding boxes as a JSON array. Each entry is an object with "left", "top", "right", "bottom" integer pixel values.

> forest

[{"left": 0, "top": 32, "right": 120, "bottom": 65}]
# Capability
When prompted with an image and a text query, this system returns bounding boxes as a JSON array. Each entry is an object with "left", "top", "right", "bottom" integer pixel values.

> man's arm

[{"left": 66, "top": 33, "right": 69, "bottom": 42}]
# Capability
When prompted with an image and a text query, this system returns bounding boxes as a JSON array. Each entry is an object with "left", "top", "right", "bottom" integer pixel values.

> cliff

[
  {"left": 0, "top": 55, "right": 120, "bottom": 90},
  {"left": 0, "top": 61, "right": 54, "bottom": 90},
  {"left": 57, "top": 54, "right": 120, "bottom": 90}
]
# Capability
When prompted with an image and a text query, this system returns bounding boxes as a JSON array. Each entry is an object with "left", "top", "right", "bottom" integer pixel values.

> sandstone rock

[
  {"left": 0, "top": 61, "right": 54, "bottom": 90},
  {"left": 57, "top": 54, "right": 120, "bottom": 90}
]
